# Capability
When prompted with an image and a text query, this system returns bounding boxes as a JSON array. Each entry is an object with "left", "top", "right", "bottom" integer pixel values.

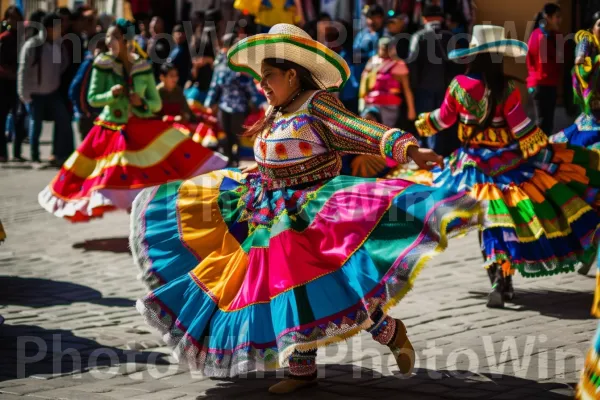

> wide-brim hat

[
  {"left": 227, "top": 23, "right": 350, "bottom": 91},
  {"left": 448, "top": 25, "right": 528, "bottom": 60}
]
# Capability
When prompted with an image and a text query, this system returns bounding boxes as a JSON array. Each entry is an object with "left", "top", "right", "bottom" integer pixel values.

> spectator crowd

[{"left": 0, "top": 0, "right": 568, "bottom": 166}]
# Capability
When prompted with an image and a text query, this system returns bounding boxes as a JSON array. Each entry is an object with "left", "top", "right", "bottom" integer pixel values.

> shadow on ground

[
  {"left": 0, "top": 276, "right": 135, "bottom": 308},
  {"left": 200, "top": 366, "right": 574, "bottom": 399},
  {"left": 0, "top": 324, "right": 169, "bottom": 382},
  {"left": 466, "top": 289, "right": 594, "bottom": 320},
  {"left": 72, "top": 237, "right": 131, "bottom": 254}
]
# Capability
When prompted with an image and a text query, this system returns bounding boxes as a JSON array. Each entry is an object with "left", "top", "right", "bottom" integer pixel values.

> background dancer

[
  {"left": 410, "top": 25, "right": 600, "bottom": 308},
  {"left": 38, "top": 19, "right": 226, "bottom": 222}
]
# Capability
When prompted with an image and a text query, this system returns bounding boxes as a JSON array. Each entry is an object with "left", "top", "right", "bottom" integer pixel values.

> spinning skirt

[
  {"left": 131, "top": 170, "right": 481, "bottom": 376},
  {"left": 39, "top": 117, "right": 227, "bottom": 222}
]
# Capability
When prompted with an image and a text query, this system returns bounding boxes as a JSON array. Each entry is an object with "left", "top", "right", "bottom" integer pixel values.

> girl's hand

[
  {"left": 111, "top": 84, "right": 124, "bottom": 97},
  {"left": 129, "top": 93, "right": 143, "bottom": 106},
  {"left": 407, "top": 146, "right": 444, "bottom": 171},
  {"left": 407, "top": 109, "right": 417, "bottom": 121}
]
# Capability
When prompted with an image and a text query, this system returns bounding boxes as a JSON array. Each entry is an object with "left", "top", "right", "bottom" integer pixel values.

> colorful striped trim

[
  {"left": 227, "top": 34, "right": 350, "bottom": 89},
  {"left": 448, "top": 39, "right": 528, "bottom": 59},
  {"left": 93, "top": 53, "right": 152, "bottom": 78}
]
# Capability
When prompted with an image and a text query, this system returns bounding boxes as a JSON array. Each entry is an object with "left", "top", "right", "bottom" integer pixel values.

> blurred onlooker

[
  {"left": 304, "top": 12, "right": 331, "bottom": 40},
  {"left": 324, "top": 21, "right": 359, "bottom": 114},
  {"left": 385, "top": 10, "right": 410, "bottom": 60},
  {"left": 186, "top": 26, "right": 217, "bottom": 106},
  {"left": 204, "top": 33, "right": 262, "bottom": 167},
  {"left": 18, "top": 13, "right": 74, "bottom": 165},
  {"left": 190, "top": 11, "right": 205, "bottom": 50},
  {"left": 353, "top": 4, "right": 386, "bottom": 79},
  {"left": 69, "top": 32, "right": 107, "bottom": 141},
  {"left": 200, "top": 8, "right": 224, "bottom": 41},
  {"left": 55, "top": 7, "right": 71, "bottom": 36},
  {"left": 408, "top": 5, "right": 457, "bottom": 154},
  {"left": 157, "top": 63, "right": 197, "bottom": 123},
  {"left": 134, "top": 12, "right": 151, "bottom": 52},
  {"left": 167, "top": 24, "right": 192, "bottom": 88},
  {"left": 147, "top": 16, "right": 170, "bottom": 81},
  {"left": 25, "top": 10, "right": 46, "bottom": 40},
  {"left": 360, "top": 37, "right": 415, "bottom": 128},
  {"left": 446, "top": 11, "right": 469, "bottom": 49},
  {"left": 0, "top": 6, "right": 26, "bottom": 162},
  {"left": 527, "top": 3, "right": 562, "bottom": 135},
  {"left": 60, "top": 6, "right": 97, "bottom": 122},
  {"left": 97, "top": 13, "right": 113, "bottom": 32},
  {"left": 255, "top": 0, "right": 304, "bottom": 33}
]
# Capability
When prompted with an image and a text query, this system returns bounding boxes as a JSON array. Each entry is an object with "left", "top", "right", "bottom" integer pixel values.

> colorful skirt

[
  {"left": 132, "top": 170, "right": 481, "bottom": 376},
  {"left": 39, "top": 117, "right": 227, "bottom": 222},
  {"left": 550, "top": 114, "right": 600, "bottom": 151},
  {"left": 391, "top": 142, "right": 600, "bottom": 277}
]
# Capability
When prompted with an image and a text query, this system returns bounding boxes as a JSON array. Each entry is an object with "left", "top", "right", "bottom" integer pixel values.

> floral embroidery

[
  {"left": 298, "top": 142, "right": 312, "bottom": 157},
  {"left": 275, "top": 143, "right": 288, "bottom": 160}
]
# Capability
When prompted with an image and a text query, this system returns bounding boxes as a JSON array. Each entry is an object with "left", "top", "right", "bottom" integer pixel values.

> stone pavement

[{"left": 0, "top": 124, "right": 595, "bottom": 399}]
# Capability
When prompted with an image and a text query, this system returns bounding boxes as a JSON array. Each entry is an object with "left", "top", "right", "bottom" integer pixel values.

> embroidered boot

[
  {"left": 487, "top": 263, "right": 505, "bottom": 308},
  {"left": 370, "top": 314, "right": 415, "bottom": 376},
  {"left": 269, "top": 350, "right": 317, "bottom": 395}
]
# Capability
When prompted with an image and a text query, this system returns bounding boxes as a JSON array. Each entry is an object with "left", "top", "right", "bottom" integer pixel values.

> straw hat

[
  {"left": 448, "top": 25, "right": 528, "bottom": 60},
  {"left": 227, "top": 24, "right": 350, "bottom": 90}
]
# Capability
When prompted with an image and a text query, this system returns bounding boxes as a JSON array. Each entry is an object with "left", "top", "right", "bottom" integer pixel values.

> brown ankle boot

[
  {"left": 388, "top": 319, "right": 415, "bottom": 376},
  {"left": 268, "top": 378, "right": 317, "bottom": 394}
]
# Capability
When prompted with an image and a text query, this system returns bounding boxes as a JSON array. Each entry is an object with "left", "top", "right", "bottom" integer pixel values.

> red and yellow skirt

[{"left": 39, "top": 117, "right": 227, "bottom": 222}]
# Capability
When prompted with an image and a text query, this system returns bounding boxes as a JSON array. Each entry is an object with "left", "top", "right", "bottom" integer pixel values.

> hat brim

[
  {"left": 227, "top": 34, "right": 350, "bottom": 91},
  {"left": 448, "top": 39, "right": 528, "bottom": 60}
]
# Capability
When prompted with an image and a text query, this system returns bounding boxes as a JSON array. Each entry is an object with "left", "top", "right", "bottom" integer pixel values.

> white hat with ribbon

[{"left": 449, "top": 25, "right": 528, "bottom": 60}]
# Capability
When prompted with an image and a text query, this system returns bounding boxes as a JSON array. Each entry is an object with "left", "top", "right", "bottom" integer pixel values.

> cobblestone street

[{"left": 0, "top": 127, "right": 594, "bottom": 399}]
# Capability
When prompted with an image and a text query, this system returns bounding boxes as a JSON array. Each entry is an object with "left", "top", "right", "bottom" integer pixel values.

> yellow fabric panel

[
  {"left": 179, "top": 171, "right": 250, "bottom": 308},
  {"left": 63, "top": 128, "right": 189, "bottom": 178}
]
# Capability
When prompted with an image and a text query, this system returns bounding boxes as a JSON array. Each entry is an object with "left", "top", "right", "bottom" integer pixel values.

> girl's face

[
  {"left": 545, "top": 11, "right": 562, "bottom": 32},
  {"left": 106, "top": 26, "right": 126, "bottom": 54},
  {"left": 260, "top": 63, "right": 296, "bottom": 107},
  {"left": 593, "top": 19, "right": 600, "bottom": 41},
  {"left": 160, "top": 69, "right": 179, "bottom": 90},
  {"left": 378, "top": 44, "right": 390, "bottom": 58}
]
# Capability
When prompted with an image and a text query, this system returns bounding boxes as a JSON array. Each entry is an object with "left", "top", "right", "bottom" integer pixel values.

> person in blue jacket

[{"left": 68, "top": 38, "right": 106, "bottom": 140}]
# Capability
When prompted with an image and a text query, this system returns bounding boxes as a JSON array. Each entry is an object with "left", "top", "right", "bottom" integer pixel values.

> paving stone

[
  {"left": 129, "top": 391, "right": 187, "bottom": 400},
  {"left": 119, "top": 380, "right": 177, "bottom": 393},
  {"left": 25, "top": 388, "right": 115, "bottom": 400}
]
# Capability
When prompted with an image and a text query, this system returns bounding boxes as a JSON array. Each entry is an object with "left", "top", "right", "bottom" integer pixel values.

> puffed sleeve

[
  {"left": 504, "top": 80, "right": 548, "bottom": 158},
  {"left": 309, "top": 91, "right": 418, "bottom": 164},
  {"left": 414, "top": 78, "right": 460, "bottom": 137}
]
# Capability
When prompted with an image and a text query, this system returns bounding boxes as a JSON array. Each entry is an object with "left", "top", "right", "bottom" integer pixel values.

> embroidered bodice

[
  {"left": 88, "top": 53, "right": 162, "bottom": 125},
  {"left": 415, "top": 75, "right": 548, "bottom": 158},
  {"left": 254, "top": 91, "right": 418, "bottom": 189}
]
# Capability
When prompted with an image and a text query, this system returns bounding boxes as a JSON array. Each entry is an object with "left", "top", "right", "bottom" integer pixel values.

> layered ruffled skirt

[
  {"left": 39, "top": 117, "right": 227, "bottom": 222},
  {"left": 132, "top": 170, "right": 481, "bottom": 376},
  {"left": 550, "top": 114, "right": 600, "bottom": 151},
  {"left": 391, "top": 142, "right": 600, "bottom": 277}
]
